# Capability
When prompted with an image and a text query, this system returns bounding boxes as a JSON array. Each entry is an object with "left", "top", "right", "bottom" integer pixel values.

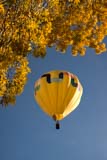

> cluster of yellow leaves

[
  {"left": 0, "top": 53, "right": 30, "bottom": 106},
  {"left": 0, "top": 4, "right": 4, "bottom": 14},
  {"left": 0, "top": 0, "right": 107, "bottom": 106}
]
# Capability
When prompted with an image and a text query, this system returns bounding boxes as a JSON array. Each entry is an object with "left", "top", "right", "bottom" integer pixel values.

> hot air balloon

[{"left": 34, "top": 70, "right": 83, "bottom": 129}]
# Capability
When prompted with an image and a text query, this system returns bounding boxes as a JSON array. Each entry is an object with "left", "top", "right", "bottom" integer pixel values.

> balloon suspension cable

[{"left": 55, "top": 121, "right": 60, "bottom": 129}]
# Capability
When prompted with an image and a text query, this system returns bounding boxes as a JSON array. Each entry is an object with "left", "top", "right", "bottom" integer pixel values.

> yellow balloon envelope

[{"left": 34, "top": 70, "right": 83, "bottom": 129}]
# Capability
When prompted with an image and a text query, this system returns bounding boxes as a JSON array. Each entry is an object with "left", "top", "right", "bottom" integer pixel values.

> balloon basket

[{"left": 56, "top": 121, "right": 60, "bottom": 129}]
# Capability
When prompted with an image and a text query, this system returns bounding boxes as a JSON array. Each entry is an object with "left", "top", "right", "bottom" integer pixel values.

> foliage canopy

[{"left": 0, "top": 0, "right": 107, "bottom": 106}]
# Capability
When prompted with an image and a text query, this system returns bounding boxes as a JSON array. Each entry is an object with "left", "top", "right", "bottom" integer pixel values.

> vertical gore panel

[
  {"left": 35, "top": 78, "right": 52, "bottom": 116},
  {"left": 56, "top": 72, "right": 71, "bottom": 114},
  {"left": 63, "top": 82, "right": 83, "bottom": 117}
]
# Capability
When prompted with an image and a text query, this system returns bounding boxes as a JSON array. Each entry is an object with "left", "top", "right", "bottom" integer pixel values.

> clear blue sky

[{"left": 0, "top": 43, "right": 107, "bottom": 160}]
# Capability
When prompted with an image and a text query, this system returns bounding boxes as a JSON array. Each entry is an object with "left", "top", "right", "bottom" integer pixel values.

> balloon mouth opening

[{"left": 52, "top": 114, "right": 63, "bottom": 121}]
